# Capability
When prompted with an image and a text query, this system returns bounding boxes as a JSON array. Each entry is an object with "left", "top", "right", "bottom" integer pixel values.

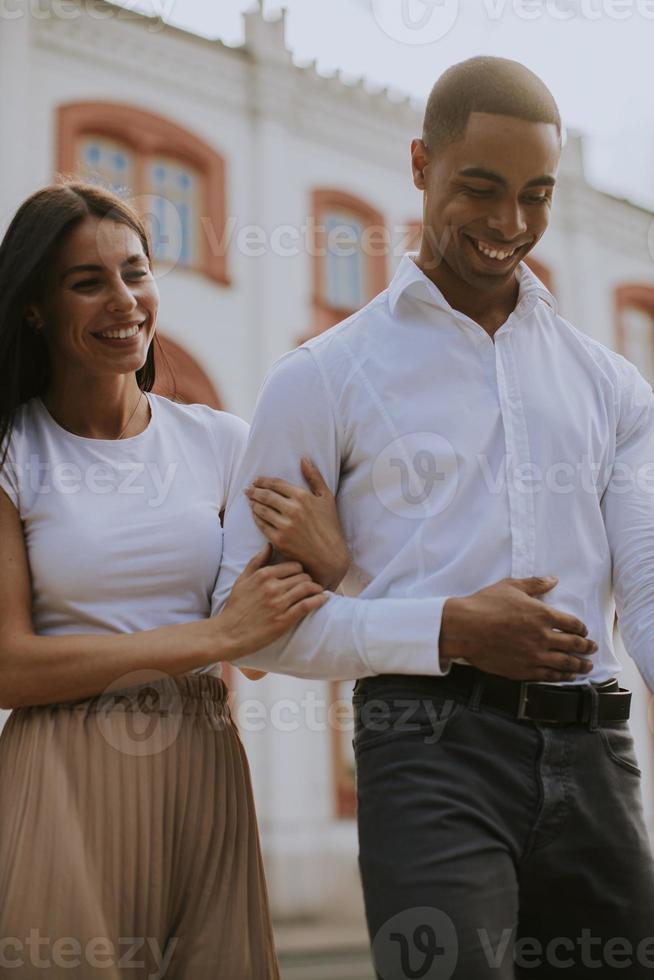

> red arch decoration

[
  {"left": 300, "top": 188, "right": 388, "bottom": 343},
  {"left": 56, "top": 101, "right": 229, "bottom": 285},
  {"left": 153, "top": 334, "right": 224, "bottom": 410}
]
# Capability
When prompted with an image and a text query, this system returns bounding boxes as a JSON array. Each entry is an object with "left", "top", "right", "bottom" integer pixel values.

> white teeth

[
  {"left": 98, "top": 324, "right": 141, "bottom": 340},
  {"left": 472, "top": 238, "right": 518, "bottom": 261}
]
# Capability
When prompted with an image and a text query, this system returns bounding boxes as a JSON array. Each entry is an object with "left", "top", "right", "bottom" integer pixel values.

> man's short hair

[{"left": 423, "top": 56, "right": 562, "bottom": 152}]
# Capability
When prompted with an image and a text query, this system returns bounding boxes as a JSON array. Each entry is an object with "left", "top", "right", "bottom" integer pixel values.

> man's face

[{"left": 414, "top": 112, "right": 561, "bottom": 290}]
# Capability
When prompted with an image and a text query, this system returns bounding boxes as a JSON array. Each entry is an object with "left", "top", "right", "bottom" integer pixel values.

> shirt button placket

[{"left": 495, "top": 334, "right": 535, "bottom": 579}]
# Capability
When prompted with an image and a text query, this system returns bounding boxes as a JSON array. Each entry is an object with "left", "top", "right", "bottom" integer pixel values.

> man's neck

[{"left": 414, "top": 252, "right": 521, "bottom": 340}]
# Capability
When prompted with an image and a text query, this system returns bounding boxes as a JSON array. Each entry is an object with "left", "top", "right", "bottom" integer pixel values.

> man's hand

[{"left": 440, "top": 576, "right": 598, "bottom": 682}]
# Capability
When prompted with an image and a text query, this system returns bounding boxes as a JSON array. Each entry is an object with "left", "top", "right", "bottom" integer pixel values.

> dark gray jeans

[{"left": 354, "top": 673, "right": 654, "bottom": 979}]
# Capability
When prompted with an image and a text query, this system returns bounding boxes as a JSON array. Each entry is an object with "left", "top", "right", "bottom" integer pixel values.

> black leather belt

[{"left": 441, "top": 663, "right": 632, "bottom": 724}]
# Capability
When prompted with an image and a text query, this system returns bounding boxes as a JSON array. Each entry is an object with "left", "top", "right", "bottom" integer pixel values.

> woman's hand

[
  {"left": 244, "top": 458, "right": 351, "bottom": 591},
  {"left": 216, "top": 543, "right": 328, "bottom": 661}
]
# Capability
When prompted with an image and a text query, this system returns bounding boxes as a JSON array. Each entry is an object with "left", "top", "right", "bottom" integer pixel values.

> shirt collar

[{"left": 387, "top": 253, "right": 558, "bottom": 319}]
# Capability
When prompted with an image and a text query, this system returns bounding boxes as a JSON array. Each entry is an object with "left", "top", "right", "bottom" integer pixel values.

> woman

[{"left": 0, "top": 181, "right": 351, "bottom": 979}]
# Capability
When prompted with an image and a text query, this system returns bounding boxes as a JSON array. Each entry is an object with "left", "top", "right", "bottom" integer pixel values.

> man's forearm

[{"left": 231, "top": 591, "right": 451, "bottom": 680}]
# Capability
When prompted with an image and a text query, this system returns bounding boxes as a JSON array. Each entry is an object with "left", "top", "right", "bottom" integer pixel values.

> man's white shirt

[{"left": 212, "top": 254, "right": 654, "bottom": 690}]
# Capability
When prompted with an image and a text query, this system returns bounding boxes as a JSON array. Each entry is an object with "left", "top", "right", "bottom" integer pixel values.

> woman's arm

[
  {"left": 0, "top": 489, "right": 327, "bottom": 709},
  {"left": 245, "top": 457, "right": 358, "bottom": 591}
]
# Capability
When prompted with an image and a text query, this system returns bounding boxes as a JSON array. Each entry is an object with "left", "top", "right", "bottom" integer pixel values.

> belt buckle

[
  {"left": 517, "top": 681, "right": 535, "bottom": 720},
  {"left": 516, "top": 681, "right": 567, "bottom": 723}
]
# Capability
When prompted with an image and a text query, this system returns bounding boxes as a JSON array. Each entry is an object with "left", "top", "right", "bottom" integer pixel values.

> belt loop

[
  {"left": 468, "top": 674, "right": 485, "bottom": 713},
  {"left": 588, "top": 684, "right": 600, "bottom": 732}
]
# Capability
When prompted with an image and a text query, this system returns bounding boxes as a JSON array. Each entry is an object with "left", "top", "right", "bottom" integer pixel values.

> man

[{"left": 212, "top": 56, "right": 654, "bottom": 978}]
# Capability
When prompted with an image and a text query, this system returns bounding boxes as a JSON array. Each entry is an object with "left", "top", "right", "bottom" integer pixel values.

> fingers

[
  {"left": 282, "top": 592, "right": 329, "bottom": 626},
  {"left": 537, "top": 650, "right": 594, "bottom": 676},
  {"left": 511, "top": 575, "right": 558, "bottom": 595},
  {"left": 251, "top": 501, "right": 289, "bottom": 529},
  {"left": 548, "top": 609, "right": 588, "bottom": 637},
  {"left": 281, "top": 579, "right": 325, "bottom": 609},
  {"left": 261, "top": 561, "right": 305, "bottom": 579},
  {"left": 243, "top": 542, "right": 273, "bottom": 574},
  {"left": 250, "top": 476, "right": 294, "bottom": 499},
  {"left": 547, "top": 631, "right": 597, "bottom": 657},
  {"left": 252, "top": 513, "right": 277, "bottom": 543},
  {"left": 300, "top": 456, "right": 329, "bottom": 495},
  {"left": 246, "top": 486, "right": 289, "bottom": 514}
]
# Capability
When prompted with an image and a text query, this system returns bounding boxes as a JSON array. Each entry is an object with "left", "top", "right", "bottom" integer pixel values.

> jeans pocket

[
  {"left": 599, "top": 723, "right": 642, "bottom": 778},
  {"left": 353, "top": 693, "right": 466, "bottom": 756}
]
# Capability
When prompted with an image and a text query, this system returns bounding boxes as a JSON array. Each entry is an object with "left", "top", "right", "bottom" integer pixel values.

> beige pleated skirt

[{"left": 0, "top": 671, "right": 280, "bottom": 980}]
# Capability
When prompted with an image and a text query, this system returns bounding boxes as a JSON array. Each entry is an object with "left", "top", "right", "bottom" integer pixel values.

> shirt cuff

[{"left": 361, "top": 597, "right": 451, "bottom": 676}]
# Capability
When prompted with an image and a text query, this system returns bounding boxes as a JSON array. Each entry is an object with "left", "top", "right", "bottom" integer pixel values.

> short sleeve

[
  {"left": 0, "top": 428, "right": 20, "bottom": 510},
  {"left": 201, "top": 409, "right": 250, "bottom": 510}
]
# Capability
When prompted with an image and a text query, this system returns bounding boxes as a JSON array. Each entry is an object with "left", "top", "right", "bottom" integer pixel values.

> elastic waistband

[{"left": 45, "top": 671, "right": 229, "bottom": 717}]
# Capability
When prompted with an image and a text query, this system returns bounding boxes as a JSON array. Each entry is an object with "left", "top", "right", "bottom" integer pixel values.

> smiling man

[{"left": 213, "top": 56, "right": 654, "bottom": 978}]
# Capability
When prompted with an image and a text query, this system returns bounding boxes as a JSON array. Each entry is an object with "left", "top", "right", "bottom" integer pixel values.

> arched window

[
  {"left": 615, "top": 285, "right": 654, "bottom": 384},
  {"left": 301, "top": 190, "right": 387, "bottom": 342},
  {"left": 78, "top": 135, "right": 136, "bottom": 194},
  {"left": 153, "top": 334, "right": 224, "bottom": 410},
  {"left": 56, "top": 102, "right": 229, "bottom": 285}
]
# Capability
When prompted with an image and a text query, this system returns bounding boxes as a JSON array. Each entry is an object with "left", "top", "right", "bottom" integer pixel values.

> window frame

[
  {"left": 57, "top": 101, "right": 229, "bottom": 285},
  {"left": 309, "top": 189, "right": 387, "bottom": 339}
]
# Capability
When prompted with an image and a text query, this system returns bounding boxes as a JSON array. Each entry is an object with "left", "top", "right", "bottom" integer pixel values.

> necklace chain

[{"left": 118, "top": 391, "right": 145, "bottom": 440}]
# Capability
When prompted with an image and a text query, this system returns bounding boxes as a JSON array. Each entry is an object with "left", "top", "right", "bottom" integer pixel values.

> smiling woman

[
  {"left": 0, "top": 180, "right": 337, "bottom": 978},
  {"left": 0, "top": 182, "right": 158, "bottom": 444}
]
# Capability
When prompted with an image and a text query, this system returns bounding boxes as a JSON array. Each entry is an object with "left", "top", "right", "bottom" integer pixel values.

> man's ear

[{"left": 411, "top": 138, "right": 430, "bottom": 191}]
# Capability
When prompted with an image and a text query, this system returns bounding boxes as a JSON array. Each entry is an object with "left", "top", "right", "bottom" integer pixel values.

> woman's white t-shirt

[{"left": 0, "top": 393, "right": 249, "bottom": 676}]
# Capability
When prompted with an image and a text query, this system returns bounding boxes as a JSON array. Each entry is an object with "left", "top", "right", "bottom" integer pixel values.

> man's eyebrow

[
  {"left": 457, "top": 167, "right": 556, "bottom": 189},
  {"left": 60, "top": 255, "right": 146, "bottom": 281}
]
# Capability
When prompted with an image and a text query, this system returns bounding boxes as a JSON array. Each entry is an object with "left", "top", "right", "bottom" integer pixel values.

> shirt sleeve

[
  {"left": 0, "top": 429, "right": 20, "bottom": 510},
  {"left": 601, "top": 361, "right": 654, "bottom": 693},
  {"left": 210, "top": 346, "right": 450, "bottom": 680},
  {"left": 201, "top": 408, "right": 251, "bottom": 510}
]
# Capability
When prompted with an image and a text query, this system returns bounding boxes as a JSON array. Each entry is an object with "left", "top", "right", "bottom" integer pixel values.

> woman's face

[{"left": 32, "top": 214, "right": 159, "bottom": 381}]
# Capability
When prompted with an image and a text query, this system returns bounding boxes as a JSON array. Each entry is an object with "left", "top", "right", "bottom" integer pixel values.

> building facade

[{"left": 1, "top": 0, "right": 654, "bottom": 930}]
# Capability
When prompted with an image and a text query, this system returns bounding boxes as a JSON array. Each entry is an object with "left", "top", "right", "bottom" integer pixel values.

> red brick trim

[
  {"left": 153, "top": 333, "right": 224, "bottom": 410},
  {"left": 56, "top": 101, "right": 229, "bottom": 285},
  {"left": 303, "top": 189, "right": 387, "bottom": 342}
]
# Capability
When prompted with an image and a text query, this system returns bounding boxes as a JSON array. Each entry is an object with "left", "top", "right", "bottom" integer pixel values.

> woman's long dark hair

[{"left": 0, "top": 180, "right": 158, "bottom": 467}]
